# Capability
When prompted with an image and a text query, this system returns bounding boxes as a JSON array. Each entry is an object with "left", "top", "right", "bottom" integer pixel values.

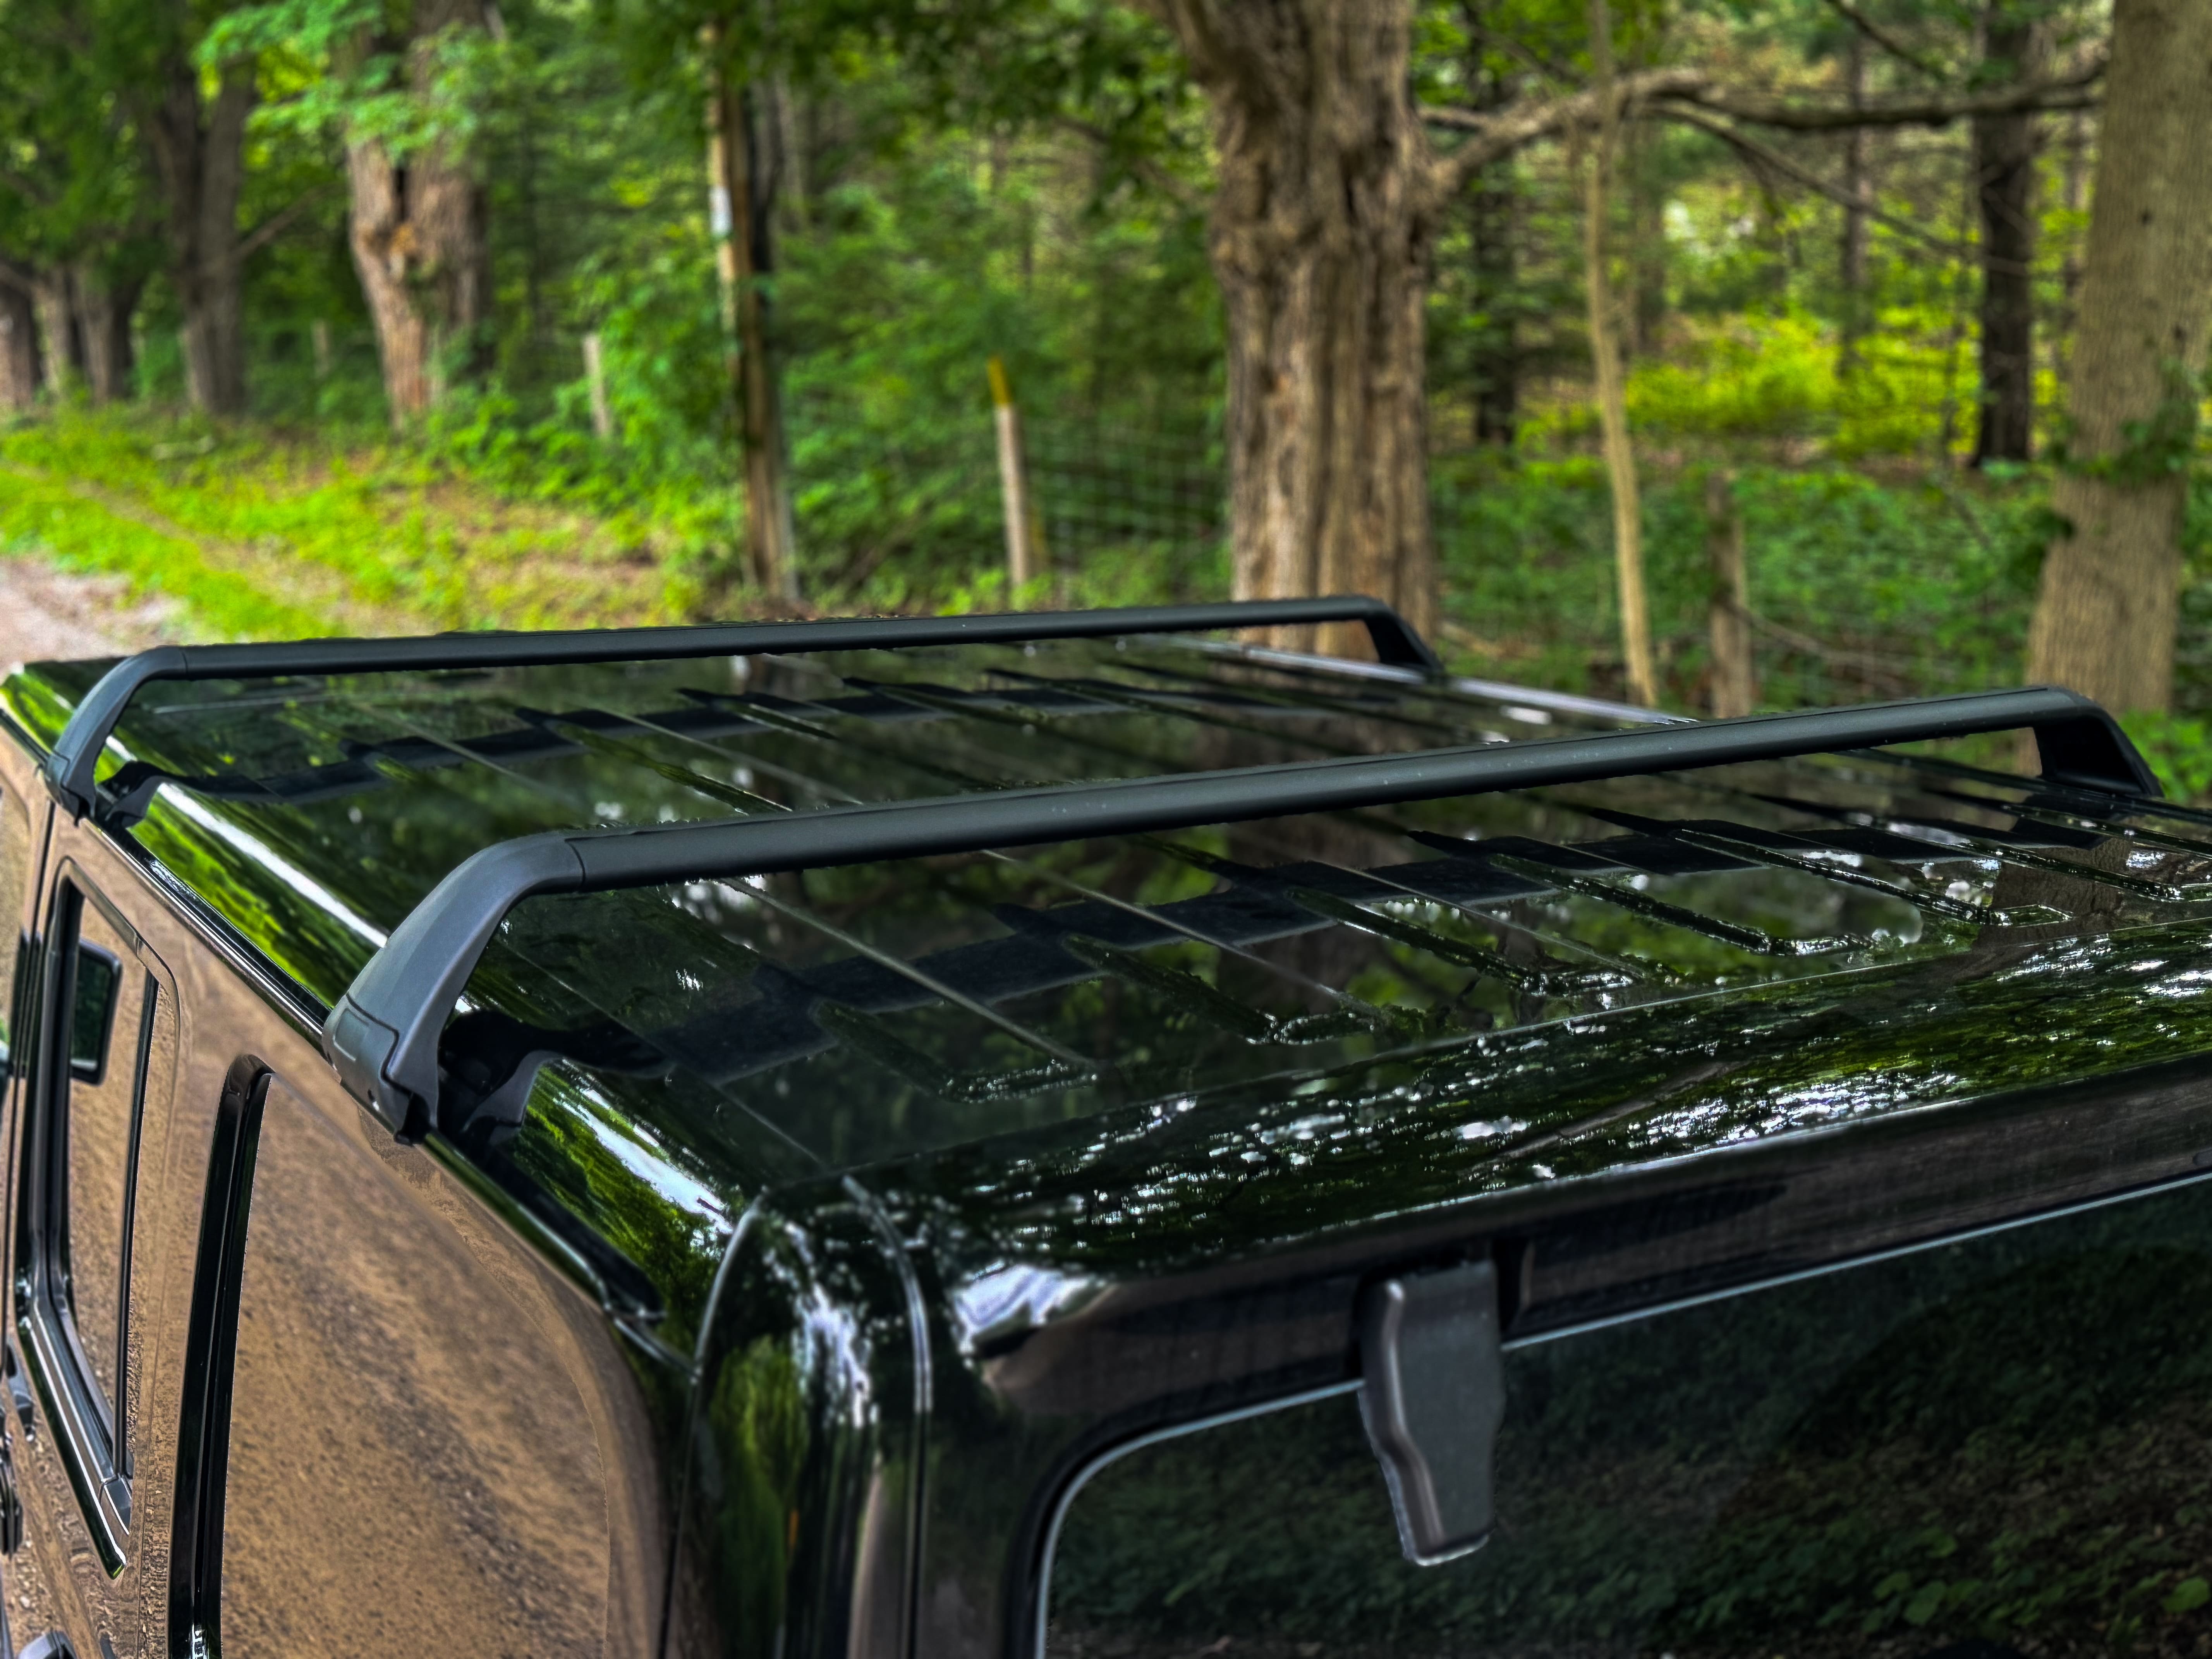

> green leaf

[
  {"left": 1903, "top": 1581, "right": 1947, "bottom": 1627},
  {"left": 2164, "top": 1577, "right": 2210, "bottom": 1615}
]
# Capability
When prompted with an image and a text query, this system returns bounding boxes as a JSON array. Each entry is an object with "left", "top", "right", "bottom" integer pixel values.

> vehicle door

[
  {"left": 1041, "top": 1069, "right": 2212, "bottom": 1659},
  {"left": 6, "top": 859, "right": 176, "bottom": 1659},
  {"left": 165, "top": 1056, "right": 671, "bottom": 1659}
]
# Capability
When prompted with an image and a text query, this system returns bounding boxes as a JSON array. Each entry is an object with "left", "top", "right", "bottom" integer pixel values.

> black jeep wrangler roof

[{"left": 7, "top": 599, "right": 2209, "bottom": 1368}]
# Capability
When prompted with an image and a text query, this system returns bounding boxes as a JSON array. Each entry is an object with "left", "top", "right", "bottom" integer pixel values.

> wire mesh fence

[{"left": 117, "top": 324, "right": 2139, "bottom": 725}]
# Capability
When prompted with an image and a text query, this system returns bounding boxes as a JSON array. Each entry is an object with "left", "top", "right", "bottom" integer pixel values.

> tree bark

[
  {"left": 347, "top": 140, "right": 431, "bottom": 424},
  {"left": 2026, "top": 0, "right": 2212, "bottom": 714},
  {"left": 408, "top": 0, "right": 493, "bottom": 397},
  {"left": 144, "top": 57, "right": 253, "bottom": 416},
  {"left": 343, "top": 0, "right": 494, "bottom": 427},
  {"left": 1706, "top": 470, "right": 1756, "bottom": 718},
  {"left": 705, "top": 31, "right": 797, "bottom": 603},
  {"left": 1463, "top": 5, "right": 1518, "bottom": 446},
  {"left": 31, "top": 270, "right": 77, "bottom": 397},
  {"left": 1151, "top": 0, "right": 1437, "bottom": 659},
  {"left": 0, "top": 267, "right": 37, "bottom": 410},
  {"left": 74, "top": 267, "right": 143, "bottom": 405},
  {"left": 1971, "top": 10, "right": 2044, "bottom": 465}
]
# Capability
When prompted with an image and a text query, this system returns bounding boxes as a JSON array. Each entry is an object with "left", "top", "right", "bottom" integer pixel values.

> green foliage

[{"left": 1432, "top": 453, "right": 2049, "bottom": 709}]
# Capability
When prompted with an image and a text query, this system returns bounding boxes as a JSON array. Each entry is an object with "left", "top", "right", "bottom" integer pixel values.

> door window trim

[{"left": 12, "top": 866, "right": 163, "bottom": 1566}]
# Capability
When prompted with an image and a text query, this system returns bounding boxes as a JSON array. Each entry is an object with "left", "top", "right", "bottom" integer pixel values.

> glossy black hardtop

[{"left": 6, "top": 612, "right": 2211, "bottom": 1366}]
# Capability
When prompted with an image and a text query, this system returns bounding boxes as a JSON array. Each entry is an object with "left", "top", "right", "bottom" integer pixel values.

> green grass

[
  {"left": 0, "top": 406, "right": 687, "bottom": 641},
  {"left": 9, "top": 400, "right": 2212, "bottom": 801},
  {"left": 0, "top": 460, "right": 328, "bottom": 640}
]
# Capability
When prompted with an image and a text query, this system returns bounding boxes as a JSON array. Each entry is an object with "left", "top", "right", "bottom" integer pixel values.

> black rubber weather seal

[
  {"left": 319, "top": 684, "right": 2157, "bottom": 1141},
  {"left": 42, "top": 597, "right": 1439, "bottom": 819}
]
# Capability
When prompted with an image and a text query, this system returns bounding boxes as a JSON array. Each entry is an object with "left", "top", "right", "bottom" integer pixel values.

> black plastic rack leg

[
  {"left": 42, "top": 596, "right": 1439, "bottom": 820},
  {"left": 319, "top": 684, "right": 2157, "bottom": 1141}
]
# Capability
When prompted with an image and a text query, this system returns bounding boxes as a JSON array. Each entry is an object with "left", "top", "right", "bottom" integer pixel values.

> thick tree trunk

[
  {"left": 144, "top": 58, "right": 253, "bottom": 416},
  {"left": 1971, "top": 13, "right": 2044, "bottom": 465},
  {"left": 346, "top": 141, "right": 432, "bottom": 424},
  {"left": 1154, "top": 0, "right": 1437, "bottom": 658},
  {"left": 0, "top": 271, "right": 37, "bottom": 410},
  {"left": 2026, "top": 0, "right": 2212, "bottom": 714},
  {"left": 345, "top": 0, "right": 494, "bottom": 426}
]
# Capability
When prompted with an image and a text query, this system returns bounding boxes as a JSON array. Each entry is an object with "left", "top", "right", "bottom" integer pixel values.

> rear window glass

[{"left": 1048, "top": 1174, "right": 2212, "bottom": 1657}]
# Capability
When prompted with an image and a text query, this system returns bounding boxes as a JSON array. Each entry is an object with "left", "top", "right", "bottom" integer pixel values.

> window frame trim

[{"left": 12, "top": 864, "right": 165, "bottom": 1567}]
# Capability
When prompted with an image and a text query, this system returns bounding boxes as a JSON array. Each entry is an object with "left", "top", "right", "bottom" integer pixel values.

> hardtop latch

[{"left": 1358, "top": 1259, "right": 1506, "bottom": 1566}]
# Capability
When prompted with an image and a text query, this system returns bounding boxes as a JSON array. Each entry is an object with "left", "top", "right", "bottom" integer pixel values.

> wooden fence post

[
  {"left": 582, "top": 332, "right": 614, "bottom": 441},
  {"left": 1707, "top": 469, "right": 1758, "bottom": 718},
  {"left": 1583, "top": 0, "right": 1656, "bottom": 708},
  {"left": 988, "top": 355, "right": 1041, "bottom": 596}
]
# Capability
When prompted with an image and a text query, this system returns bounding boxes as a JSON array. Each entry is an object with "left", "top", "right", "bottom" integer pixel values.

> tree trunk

[
  {"left": 1838, "top": 36, "right": 1872, "bottom": 374},
  {"left": 1153, "top": 0, "right": 1437, "bottom": 659},
  {"left": 74, "top": 268, "right": 143, "bottom": 405},
  {"left": 1971, "top": 12, "right": 2045, "bottom": 465},
  {"left": 2025, "top": 0, "right": 2212, "bottom": 714},
  {"left": 1463, "top": 7, "right": 1518, "bottom": 447},
  {"left": 343, "top": 0, "right": 493, "bottom": 426},
  {"left": 1706, "top": 470, "right": 1756, "bottom": 718},
  {"left": 31, "top": 271, "right": 78, "bottom": 397},
  {"left": 407, "top": 8, "right": 492, "bottom": 402},
  {"left": 345, "top": 139, "right": 432, "bottom": 424},
  {"left": 0, "top": 271, "right": 37, "bottom": 410},
  {"left": 706, "top": 36, "right": 798, "bottom": 603},
  {"left": 144, "top": 56, "right": 253, "bottom": 416}
]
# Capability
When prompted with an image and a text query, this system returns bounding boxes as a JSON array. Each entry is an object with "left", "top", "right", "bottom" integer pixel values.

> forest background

[{"left": 4, "top": 0, "right": 2212, "bottom": 790}]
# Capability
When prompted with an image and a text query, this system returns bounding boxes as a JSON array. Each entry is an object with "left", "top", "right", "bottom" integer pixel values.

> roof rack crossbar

[
  {"left": 319, "top": 684, "right": 2155, "bottom": 1140},
  {"left": 43, "top": 597, "right": 1437, "bottom": 819}
]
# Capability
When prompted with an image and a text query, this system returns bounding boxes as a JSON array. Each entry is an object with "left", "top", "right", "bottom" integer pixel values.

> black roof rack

[
  {"left": 317, "top": 683, "right": 2156, "bottom": 1141},
  {"left": 42, "top": 596, "right": 1438, "bottom": 820}
]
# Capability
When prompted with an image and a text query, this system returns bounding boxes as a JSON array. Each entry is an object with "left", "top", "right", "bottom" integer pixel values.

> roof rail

[
  {"left": 42, "top": 596, "right": 1437, "bottom": 820},
  {"left": 319, "top": 685, "right": 2155, "bottom": 1142}
]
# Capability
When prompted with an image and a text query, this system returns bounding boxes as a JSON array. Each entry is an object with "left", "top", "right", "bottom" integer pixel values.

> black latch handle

[{"left": 1358, "top": 1260, "right": 1506, "bottom": 1566}]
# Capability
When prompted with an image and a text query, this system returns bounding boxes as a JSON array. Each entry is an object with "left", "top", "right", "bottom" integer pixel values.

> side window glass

[
  {"left": 1047, "top": 1177, "right": 2212, "bottom": 1658},
  {"left": 23, "top": 878, "right": 161, "bottom": 1540},
  {"left": 58, "top": 913, "right": 148, "bottom": 1425}
]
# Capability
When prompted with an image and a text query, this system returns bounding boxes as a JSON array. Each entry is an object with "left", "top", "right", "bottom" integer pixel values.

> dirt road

[{"left": 0, "top": 560, "right": 179, "bottom": 670}]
